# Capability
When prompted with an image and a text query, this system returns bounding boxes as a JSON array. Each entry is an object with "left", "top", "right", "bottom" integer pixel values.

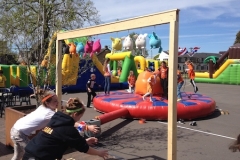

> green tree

[
  {"left": 0, "top": 0, "right": 100, "bottom": 57},
  {"left": 0, "top": 0, "right": 100, "bottom": 106},
  {"left": 234, "top": 30, "right": 240, "bottom": 45}
]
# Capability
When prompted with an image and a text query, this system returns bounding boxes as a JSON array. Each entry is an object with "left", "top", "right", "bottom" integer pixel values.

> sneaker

[
  {"left": 194, "top": 86, "right": 199, "bottom": 93},
  {"left": 177, "top": 98, "right": 181, "bottom": 101}
]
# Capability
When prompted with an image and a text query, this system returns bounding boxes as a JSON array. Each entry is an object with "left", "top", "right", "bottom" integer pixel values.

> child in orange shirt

[
  {"left": 117, "top": 67, "right": 122, "bottom": 76},
  {"left": 142, "top": 72, "right": 157, "bottom": 102},
  {"left": 177, "top": 69, "right": 184, "bottom": 101},
  {"left": 127, "top": 71, "right": 136, "bottom": 93},
  {"left": 158, "top": 61, "right": 168, "bottom": 99},
  {"left": 185, "top": 60, "right": 198, "bottom": 93}
]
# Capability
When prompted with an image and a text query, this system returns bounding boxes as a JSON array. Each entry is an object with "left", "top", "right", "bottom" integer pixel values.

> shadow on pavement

[{"left": 0, "top": 142, "right": 13, "bottom": 157}]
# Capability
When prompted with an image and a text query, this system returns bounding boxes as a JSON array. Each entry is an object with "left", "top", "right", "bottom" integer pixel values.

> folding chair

[{"left": 18, "top": 89, "right": 32, "bottom": 106}]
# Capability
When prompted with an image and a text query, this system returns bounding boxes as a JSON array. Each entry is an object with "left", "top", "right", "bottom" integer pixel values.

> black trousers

[
  {"left": 190, "top": 79, "right": 198, "bottom": 93},
  {"left": 161, "top": 78, "right": 168, "bottom": 99},
  {"left": 87, "top": 89, "right": 96, "bottom": 107}
]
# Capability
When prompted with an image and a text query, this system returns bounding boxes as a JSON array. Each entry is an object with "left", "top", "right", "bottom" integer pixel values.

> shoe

[
  {"left": 142, "top": 96, "right": 145, "bottom": 101},
  {"left": 177, "top": 98, "right": 181, "bottom": 101},
  {"left": 87, "top": 105, "right": 93, "bottom": 108},
  {"left": 177, "top": 119, "right": 185, "bottom": 124},
  {"left": 194, "top": 87, "right": 198, "bottom": 93},
  {"left": 189, "top": 121, "right": 197, "bottom": 126}
]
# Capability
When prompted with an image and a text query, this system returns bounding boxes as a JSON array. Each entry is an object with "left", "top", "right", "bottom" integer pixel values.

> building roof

[{"left": 178, "top": 52, "right": 220, "bottom": 58}]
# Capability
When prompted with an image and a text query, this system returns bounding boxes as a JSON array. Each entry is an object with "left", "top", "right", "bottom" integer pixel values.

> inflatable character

[
  {"left": 68, "top": 42, "right": 77, "bottom": 57},
  {"left": 75, "top": 42, "right": 84, "bottom": 58},
  {"left": 123, "top": 35, "right": 133, "bottom": 50},
  {"left": 110, "top": 37, "right": 124, "bottom": 54},
  {"left": 134, "top": 33, "right": 148, "bottom": 57},
  {"left": 90, "top": 39, "right": 101, "bottom": 57},
  {"left": 135, "top": 71, "right": 162, "bottom": 95},
  {"left": 134, "top": 33, "right": 148, "bottom": 49},
  {"left": 83, "top": 40, "right": 94, "bottom": 58},
  {"left": 148, "top": 32, "right": 162, "bottom": 53}
]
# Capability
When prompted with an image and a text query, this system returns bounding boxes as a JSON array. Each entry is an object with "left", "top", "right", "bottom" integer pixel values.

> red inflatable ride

[{"left": 93, "top": 71, "right": 216, "bottom": 120}]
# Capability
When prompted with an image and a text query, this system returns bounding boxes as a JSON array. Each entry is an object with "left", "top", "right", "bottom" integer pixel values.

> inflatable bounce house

[
  {"left": 195, "top": 43, "right": 240, "bottom": 85},
  {"left": 0, "top": 31, "right": 165, "bottom": 92}
]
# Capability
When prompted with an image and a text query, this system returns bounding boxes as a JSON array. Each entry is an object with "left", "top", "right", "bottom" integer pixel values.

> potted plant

[{"left": 5, "top": 105, "right": 36, "bottom": 147}]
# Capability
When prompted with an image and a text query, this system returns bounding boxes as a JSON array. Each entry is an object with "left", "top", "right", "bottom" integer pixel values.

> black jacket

[
  {"left": 24, "top": 111, "right": 89, "bottom": 160},
  {"left": 86, "top": 79, "right": 98, "bottom": 90}
]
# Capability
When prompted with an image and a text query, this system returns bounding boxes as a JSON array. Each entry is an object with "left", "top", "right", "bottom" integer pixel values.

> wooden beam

[
  {"left": 167, "top": 11, "right": 179, "bottom": 160},
  {"left": 56, "top": 8, "right": 180, "bottom": 160},
  {"left": 57, "top": 9, "right": 179, "bottom": 40}
]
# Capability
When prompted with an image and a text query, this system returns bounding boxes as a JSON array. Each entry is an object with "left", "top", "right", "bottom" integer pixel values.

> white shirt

[
  {"left": 13, "top": 105, "right": 55, "bottom": 136},
  {"left": 107, "top": 64, "right": 111, "bottom": 76}
]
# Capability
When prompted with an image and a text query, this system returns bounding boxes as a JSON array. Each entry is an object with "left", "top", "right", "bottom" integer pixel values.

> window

[
  {"left": 181, "top": 57, "right": 185, "bottom": 63},
  {"left": 197, "top": 65, "right": 201, "bottom": 70}
]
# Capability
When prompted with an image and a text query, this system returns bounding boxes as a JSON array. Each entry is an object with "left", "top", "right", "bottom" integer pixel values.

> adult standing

[
  {"left": 103, "top": 58, "right": 111, "bottom": 95},
  {"left": 158, "top": 61, "right": 169, "bottom": 99}
]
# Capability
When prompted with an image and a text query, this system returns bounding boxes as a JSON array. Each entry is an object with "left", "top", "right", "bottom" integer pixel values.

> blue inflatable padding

[
  {"left": 122, "top": 99, "right": 143, "bottom": 105},
  {"left": 197, "top": 99, "right": 212, "bottom": 103},
  {"left": 152, "top": 101, "right": 168, "bottom": 106},
  {"left": 180, "top": 101, "right": 197, "bottom": 106}
]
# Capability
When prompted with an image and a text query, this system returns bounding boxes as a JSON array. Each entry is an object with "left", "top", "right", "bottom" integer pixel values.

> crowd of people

[
  {"left": 99, "top": 58, "right": 198, "bottom": 102},
  {"left": 129, "top": 60, "right": 198, "bottom": 101}
]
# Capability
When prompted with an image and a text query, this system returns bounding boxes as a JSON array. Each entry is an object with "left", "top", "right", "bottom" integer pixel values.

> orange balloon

[{"left": 135, "top": 71, "right": 163, "bottom": 95}]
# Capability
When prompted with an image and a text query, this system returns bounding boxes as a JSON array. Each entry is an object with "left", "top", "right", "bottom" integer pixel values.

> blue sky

[{"left": 91, "top": 0, "right": 240, "bottom": 58}]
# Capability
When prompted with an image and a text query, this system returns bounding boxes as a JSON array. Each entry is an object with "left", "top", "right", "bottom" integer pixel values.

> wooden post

[
  {"left": 168, "top": 11, "right": 179, "bottom": 160},
  {"left": 56, "top": 40, "right": 62, "bottom": 110},
  {"left": 55, "top": 9, "right": 180, "bottom": 159}
]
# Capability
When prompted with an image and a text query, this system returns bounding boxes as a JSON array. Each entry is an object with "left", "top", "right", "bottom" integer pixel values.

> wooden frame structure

[{"left": 55, "top": 9, "right": 179, "bottom": 160}]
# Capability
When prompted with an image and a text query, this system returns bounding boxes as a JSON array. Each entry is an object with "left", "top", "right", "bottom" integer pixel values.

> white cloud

[{"left": 93, "top": 0, "right": 240, "bottom": 22}]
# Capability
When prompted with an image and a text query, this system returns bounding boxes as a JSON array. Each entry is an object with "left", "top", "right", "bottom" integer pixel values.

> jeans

[
  {"left": 104, "top": 76, "right": 111, "bottom": 94},
  {"left": 10, "top": 128, "right": 30, "bottom": 160},
  {"left": 177, "top": 81, "right": 184, "bottom": 99}
]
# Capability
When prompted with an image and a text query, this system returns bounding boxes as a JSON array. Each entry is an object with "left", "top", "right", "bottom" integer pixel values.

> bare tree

[{"left": 0, "top": 0, "right": 101, "bottom": 106}]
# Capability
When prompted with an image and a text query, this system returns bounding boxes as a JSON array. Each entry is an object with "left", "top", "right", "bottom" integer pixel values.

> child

[
  {"left": 103, "top": 58, "right": 111, "bottom": 95},
  {"left": 158, "top": 61, "right": 168, "bottom": 99},
  {"left": 142, "top": 72, "right": 157, "bottom": 102},
  {"left": 177, "top": 69, "right": 184, "bottom": 101},
  {"left": 185, "top": 60, "right": 198, "bottom": 93},
  {"left": 117, "top": 66, "right": 122, "bottom": 76},
  {"left": 0, "top": 70, "right": 7, "bottom": 88},
  {"left": 11, "top": 89, "right": 99, "bottom": 160},
  {"left": 22, "top": 98, "right": 108, "bottom": 160},
  {"left": 86, "top": 74, "right": 100, "bottom": 108},
  {"left": 127, "top": 71, "right": 136, "bottom": 93}
]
